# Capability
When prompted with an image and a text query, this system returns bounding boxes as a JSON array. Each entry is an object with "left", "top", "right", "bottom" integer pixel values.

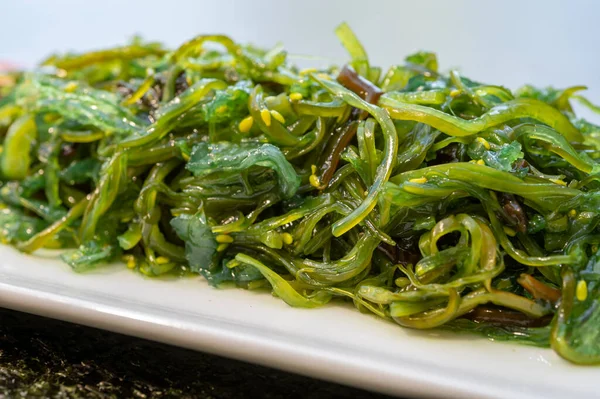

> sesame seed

[
  {"left": 408, "top": 177, "right": 428, "bottom": 184},
  {"left": 156, "top": 256, "right": 170, "bottom": 264},
  {"left": 238, "top": 116, "right": 254, "bottom": 133},
  {"left": 576, "top": 280, "right": 588, "bottom": 301},
  {"left": 260, "top": 109, "right": 272, "bottom": 126},
  {"left": 270, "top": 110, "right": 285, "bottom": 124},
  {"left": 122, "top": 255, "right": 136, "bottom": 269},
  {"left": 217, "top": 243, "right": 229, "bottom": 252},
  {"left": 568, "top": 209, "right": 577, "bottom": 218},
  {"left": 282, "top": 233, "right": 293, "bottom": 245},
  {"left": 64, "top": 82, "right": 78, "bottom": 93},
  {"left": 395, "top": 277, "right": 410, "bottom": 288},
  {"left": 476, "top": 137, "right": 491, "bottom": 150},
  {"left": 289, "top": 92, "right": 303, "bottom": 101},
  {"left": 216, "top": 234, "right": 234, "bottom": 244},
  {"left": 309, "top": 174, "right": 321, "bottom": 189},
  {"left": 476, "top": 159, "right": 485, "bottom": 166}
]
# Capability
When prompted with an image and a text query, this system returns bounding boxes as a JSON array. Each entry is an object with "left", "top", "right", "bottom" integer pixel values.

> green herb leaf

[
  {"left": 170, "top": 212, "right": 217, "bottom": 272},
  {"left": 187, "top": 142, "right": 301, "bottom": 199}
]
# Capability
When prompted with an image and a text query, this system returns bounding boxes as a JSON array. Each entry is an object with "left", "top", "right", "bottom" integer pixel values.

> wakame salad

[{"left": 1, "top": 23, "right": 599, "bottom": 365}]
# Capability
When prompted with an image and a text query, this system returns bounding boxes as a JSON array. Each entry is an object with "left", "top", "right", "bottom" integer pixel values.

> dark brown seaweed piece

[
  {"left": 462, "top": 306, "right": 553, "bottom": 328},
  {"left": 498, "top": 192, "right": 528, "bottom": 233},
  {"left": 315, "top": 65, "right": 383, "bottom": 188}
]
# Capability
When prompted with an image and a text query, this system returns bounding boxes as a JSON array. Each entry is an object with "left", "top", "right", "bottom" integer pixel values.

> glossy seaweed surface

[{"left": 0, "top": 23, "right": 599, "bottom": 364}]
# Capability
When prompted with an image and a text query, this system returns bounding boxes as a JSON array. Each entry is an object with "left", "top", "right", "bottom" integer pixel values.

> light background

[{"left": 2, "top": 0, "right": 599, "bottom": 120}]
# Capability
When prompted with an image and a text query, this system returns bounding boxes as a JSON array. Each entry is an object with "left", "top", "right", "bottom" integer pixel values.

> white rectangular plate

[{"left": 0, "top": 245, "right": 598, "bottom": 398}]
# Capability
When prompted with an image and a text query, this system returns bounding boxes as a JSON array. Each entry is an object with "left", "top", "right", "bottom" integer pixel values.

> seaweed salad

[{"left": 1, "top": 23, "right": 599, "bottom": 365}]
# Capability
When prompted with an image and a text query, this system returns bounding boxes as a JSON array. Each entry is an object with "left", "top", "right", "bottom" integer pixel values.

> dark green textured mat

[{"left": 0, "top": 307, "right": 397, "bottom": 398}]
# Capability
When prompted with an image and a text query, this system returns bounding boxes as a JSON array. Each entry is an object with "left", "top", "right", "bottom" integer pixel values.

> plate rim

[{"left": 0, "top": 271, "right": 582, "bottom": 399}]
